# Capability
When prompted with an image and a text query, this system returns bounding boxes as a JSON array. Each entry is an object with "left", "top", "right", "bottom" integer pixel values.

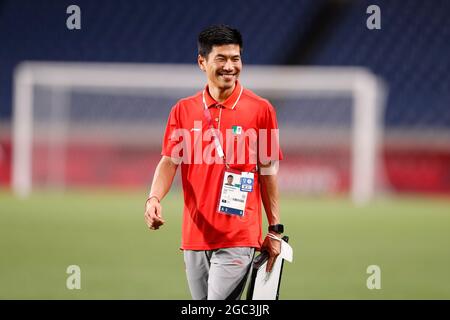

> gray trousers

[{"left": 183, "top": 247, "right": 255, "bottom": 300}]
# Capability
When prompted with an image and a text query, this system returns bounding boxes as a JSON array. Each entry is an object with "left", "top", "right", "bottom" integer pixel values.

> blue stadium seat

[
  {"left": 310, "top": 0, "right": 450, "bottom": 128},
  {"left": 0, "top": 0, "right": 448, "bottom": 129},
  {"left": 0, "top": 0, "right": 319, "bottom": 118}
]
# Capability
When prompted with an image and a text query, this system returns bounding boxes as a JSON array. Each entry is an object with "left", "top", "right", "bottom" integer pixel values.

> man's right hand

[{"left": 144, "top": 197, "right": 165, "bottom": 230}]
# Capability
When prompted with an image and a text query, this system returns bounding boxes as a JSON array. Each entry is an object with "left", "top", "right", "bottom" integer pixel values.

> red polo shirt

[{"left": 161, "top": 81, "right": 283, "bottom": 250}]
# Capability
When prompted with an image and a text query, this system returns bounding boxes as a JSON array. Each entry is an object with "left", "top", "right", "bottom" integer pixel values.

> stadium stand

[
  {"left": 1, "top": 0, "right": 448, "bottom": 128},
  {"left": 0, "top": 0, "right": 321, "bottom": 118},
  {"left": 310, "top": 0, "right": 450, "bottom": 129}
]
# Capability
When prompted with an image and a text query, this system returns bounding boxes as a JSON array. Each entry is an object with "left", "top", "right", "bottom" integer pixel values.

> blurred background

[{"left": 0, "top": 0, "right": 449, "bottom": 299}]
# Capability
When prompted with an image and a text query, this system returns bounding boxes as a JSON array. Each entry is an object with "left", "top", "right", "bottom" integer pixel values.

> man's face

[
  {"left": 227, "top": 176, "right": 233, "bottom": 184},
  {"left": 198, "top": 44, "right": 242, "bottom": 90}
]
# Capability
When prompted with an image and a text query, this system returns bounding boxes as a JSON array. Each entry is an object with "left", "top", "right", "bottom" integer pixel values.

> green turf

[{"left": 1, "top": 189, "right": 449, "bottom": 299}]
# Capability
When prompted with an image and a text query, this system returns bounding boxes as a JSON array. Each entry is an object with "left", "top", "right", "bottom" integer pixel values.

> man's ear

[{"left": 198, "top": 54, "right": 206, "bottom": 72}]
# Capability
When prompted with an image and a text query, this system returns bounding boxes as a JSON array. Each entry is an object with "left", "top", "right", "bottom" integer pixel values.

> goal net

[{"left": 13, "top": 62, "right": 386, "bottom": 204}]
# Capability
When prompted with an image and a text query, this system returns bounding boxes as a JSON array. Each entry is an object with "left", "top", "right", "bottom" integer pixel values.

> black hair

[
  {"left": 227, "top": 175, "right": 234, "bottom": 179},
  {"left": 197, "top": 24, "right": 243, "bottom": 58}
]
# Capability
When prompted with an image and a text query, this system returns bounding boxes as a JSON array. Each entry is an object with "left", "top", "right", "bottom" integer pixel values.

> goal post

[{"left": 13, "top": 62, "right": 386, "bottom": 204}]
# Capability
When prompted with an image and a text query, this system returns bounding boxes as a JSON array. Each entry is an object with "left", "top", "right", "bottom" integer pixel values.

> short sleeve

[
  {"left": 161, "top": 103, "right": 180, "bottom": 157},
  {"left": 259, "top": 100, "right": 284, "bottom": 163}
]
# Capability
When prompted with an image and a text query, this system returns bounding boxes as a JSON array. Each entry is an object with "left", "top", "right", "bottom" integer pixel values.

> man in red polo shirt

[{"left": 144, "top": 24, "right": 284, "bottom": 300}]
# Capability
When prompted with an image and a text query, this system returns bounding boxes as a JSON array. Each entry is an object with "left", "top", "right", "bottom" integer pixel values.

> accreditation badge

[{"left": 217, "top": 169, "right": 254, "bottom": 217}]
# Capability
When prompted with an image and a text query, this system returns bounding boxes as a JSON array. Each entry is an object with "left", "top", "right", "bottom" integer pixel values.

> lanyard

[
  {"left": 202, "top": 86, "right": 245, "bottom": 170},
  {"left": 202, "top": 89, "right": 226, "bottom": 160}
]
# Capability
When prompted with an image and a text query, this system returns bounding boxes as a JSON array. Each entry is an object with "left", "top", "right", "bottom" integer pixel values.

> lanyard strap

[
  {"left": 202, "top": 87, "right": 250, "bottom": 171},
  {"left": 202, "top": 90, "right": 225, "bottom": 160}
]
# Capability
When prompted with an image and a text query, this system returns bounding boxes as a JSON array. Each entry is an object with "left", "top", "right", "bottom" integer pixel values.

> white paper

[{"left": 251, "top": 240, "right": 293, "bottom": 300}]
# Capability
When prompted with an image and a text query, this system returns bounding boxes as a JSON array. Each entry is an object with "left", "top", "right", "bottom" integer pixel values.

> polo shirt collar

[{"left": 203, "top": 81, "right": 243, "bottom": 110}]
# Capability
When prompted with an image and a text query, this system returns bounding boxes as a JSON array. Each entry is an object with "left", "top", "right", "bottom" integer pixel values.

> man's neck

[{"left": 208, "top": 82, "right": 236, "bottom": 103}]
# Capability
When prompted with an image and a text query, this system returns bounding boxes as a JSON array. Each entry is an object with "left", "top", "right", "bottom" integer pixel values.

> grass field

[{"left": 1, "top": 189, "right": 450, "bottom": 299}]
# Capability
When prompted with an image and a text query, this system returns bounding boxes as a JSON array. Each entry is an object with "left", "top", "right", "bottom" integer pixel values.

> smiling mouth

[{"left": 219, "top": 74, "right": 236, "bottom": 80}]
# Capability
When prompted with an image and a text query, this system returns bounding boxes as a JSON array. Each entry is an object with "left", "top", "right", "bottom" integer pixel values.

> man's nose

[{"left": 223, "top": 59, "right": 233, "bottom": 71}]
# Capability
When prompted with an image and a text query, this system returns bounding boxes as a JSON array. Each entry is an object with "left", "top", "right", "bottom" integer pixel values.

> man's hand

[
  {"left": 144, "top": 197, "right": 165, "bottom": 230},
  {"left": 261, "top": 232, "right": 282, "bottom": 272}
]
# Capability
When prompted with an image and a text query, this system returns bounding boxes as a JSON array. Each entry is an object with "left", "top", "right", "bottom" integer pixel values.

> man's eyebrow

[{"left": 215, "top": 54, "right": 241, "bottom": 58}]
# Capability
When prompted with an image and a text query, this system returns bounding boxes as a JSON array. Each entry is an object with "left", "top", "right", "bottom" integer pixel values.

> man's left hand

[{"left": 261, "top": 232, "right": 282, "bottom": 272}]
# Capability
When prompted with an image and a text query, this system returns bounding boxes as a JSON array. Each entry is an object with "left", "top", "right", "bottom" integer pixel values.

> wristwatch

[{"left": 268, "top": 224, "right": 284, "bottom": 234}]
